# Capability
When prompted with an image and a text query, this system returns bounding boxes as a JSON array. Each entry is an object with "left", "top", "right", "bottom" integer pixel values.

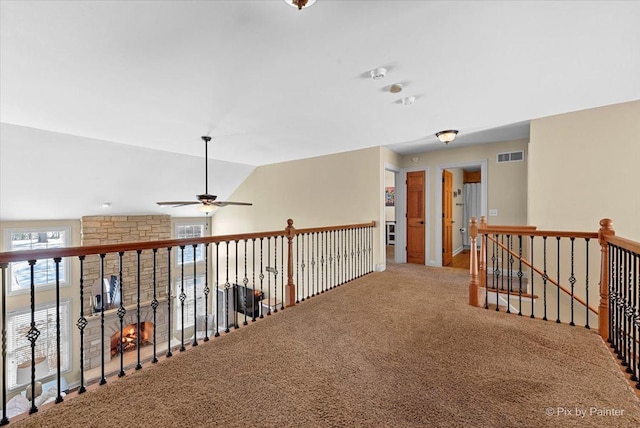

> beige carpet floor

[{"left": 10, "top": 263, "right": 640, "bottom": 428}]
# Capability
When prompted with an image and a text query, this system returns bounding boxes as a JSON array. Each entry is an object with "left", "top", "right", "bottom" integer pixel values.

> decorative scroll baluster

[
  {"left": 234, "top": 240, "right": 240, "bottom": 328},
  {"left": 609, "top": 243, "right": 616, "bottom": 348},
  {"left": 166, "top": 247, "right": 173, "bottom": 357},
  {"left": 556, "top": 237, "right": 561, "bottom": 324},
  {"left": 215, "top": 242, "right": 221, "bottom": 335},
  {"left": 259, "top": 238, "right": 265, "bottom": 317},
  {"left": 77, "top": 256, "right": 87, "bottom": 392},
  {"left": 506, "top": 235, "right": 511, "bottom": 314},
  {"left": 624, "top": 248, "right": 631, "bottom": 370},
  {"left": 517, "top": 236, "right": 523, "bottom": 316},
  {"left": 179, "top": 246, "right": 186, "bottom": 351},
  {"left": 584, "top": 239, "right": 590, "bottom": 329},
  {"left": 357, "top": 227, "right": 362, "bottom": 279},
  {"left": 569, "top": 238, "right": 576, "bottom": 326},
  {"left": 243, "top": 240, "right": 249, "bottom": 325},
  {"left": 192, "top": 244, "right": 199, "bottom": 346},
  {"left": 27, "top": 260, "right": 39, "bottom": 413},
  {"left": 151, "top": 249, "right": 159, "bottom": 361},
  {"left": 300, "top": 234, "right": 306, "bottom": 301},
  {"left": 622, "top": 248, "right": 629, "bottom": 365},
  {"left": 1, "top": 262, "right": 9, "bottom": 424},
  {"left": 225, "top": 241, "right": 232, "bottom": 331},
  {"left": 492, "top": 234, "right": 498, "bottom": 311},
  {"left": 272, "top": 237, "right": 278, "bottom": 313},
  {"left": 99, "top": 254, "right": 107, "bottom": 384},
  {"left": 117, "top": 251, "right": 126, "bottom": 377},
  {"left": 500, "top": 235, "right": 505, "bottom": 291},
  {"left": 633, "top": 253, "right": 639, "bottom": 386},
  {"left": 54, "top": 257, "right": 63, "bottom": 403},
  {"left": 204, "top": 242, "right": 210, "bottom": 338},
  {"left": 336, "top": 231, "right": 341, "bottom": 287},
  {"left": 328, "top": 231, "right": 334, "bottom": 290},
  {"left": 311, "top": 233, "right": 316, "bottom": 297}
]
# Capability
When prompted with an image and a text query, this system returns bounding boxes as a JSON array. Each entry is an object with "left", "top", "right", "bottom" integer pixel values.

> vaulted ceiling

[{"left": 1, "top": 1, "right": 639, "bottom": 220}]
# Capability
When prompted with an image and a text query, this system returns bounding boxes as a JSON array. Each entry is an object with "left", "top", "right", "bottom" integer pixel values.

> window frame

[
  {"left": 173, "top": 221, "right": 208, "bottom": 267},
  {"left": 4, "top": 226, "right": 71, "bottom": 296},
  {"left": 174, "top": 274, "right": 206, "bottom": 330}
]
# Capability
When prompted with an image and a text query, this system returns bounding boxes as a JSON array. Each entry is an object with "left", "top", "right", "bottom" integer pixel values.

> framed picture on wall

[{"left": 385, "top": 187, "right": 395, "bottom": 207}]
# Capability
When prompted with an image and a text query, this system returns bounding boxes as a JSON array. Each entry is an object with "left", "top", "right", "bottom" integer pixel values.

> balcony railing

[
  {"left": 0, "top": 219, "right": 376, "bottom": 424},
  {"left": 468, "top": 217, "right": 640, "bottom": 391}
]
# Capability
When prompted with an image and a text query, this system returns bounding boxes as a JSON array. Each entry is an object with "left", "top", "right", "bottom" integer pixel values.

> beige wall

[
  {"left": 529, "top": 100, "right": 640, "bottom": 241},
  {"left": 450, "top": 168, "right": 464, "bottom": 253},
  {"left": 211, "top": 146, "right": 385, "bottom": 269},
  {"left": 399, "top": 139, "right": 529, "bottom": 265}
]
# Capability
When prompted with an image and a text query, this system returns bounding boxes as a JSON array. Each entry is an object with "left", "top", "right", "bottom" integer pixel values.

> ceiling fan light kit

[{"left": 156, "top": 136, "right": 252, "bottom": 214}]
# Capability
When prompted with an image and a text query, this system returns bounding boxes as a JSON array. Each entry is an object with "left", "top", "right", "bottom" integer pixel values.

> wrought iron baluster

[
  {"left": 204, "top": 243, "right": 211, "bottom": 340},
  {"left": 500, "top": 235, "right": 505, "bottom": 291},
  {"left": 225, "top": 241, "right": 231, "bottom": 331},
  {"left": 320, "top": 232, "right": 325, "bottom": 293},
  {"left": 530, "top": 236, "right": 535, "bottom": 318},
  {"left": 506, "top": 235, "right": 511, "bottom": 314},
  {"left": 77, "top": 256, "right": 87, "bottom": 392},
  {"left": 556, "top": 237, "right": 561, "bottom": 324},
  {"left": 252, "top": 239, "right": 257, "bottom": 322},
  {"left": 259, "top": 238, "right": 265, "bottom": 317},
  {"left": 622, "top": 248, "right": 629, "bottom": 365},
  {"left": 584, "top": 239, "right": 590, "bottom": 329},
  {"left": 179, "top": 246, "right": 186, "bottom": 351},
  {"left": 633, "top": 252, "right": 639, "bottom": 387},
  {"left": 1, "top": 262, "right": 9, "bottom": 424},
  {"left": 235, "top": 240, "right": 240, "bottom": 328},
  {"left": 192, "top": 244, "right": 199, "bottom": 346},
  {"left": 136, "top": 250, "right": 143, "bottom": 369},
  {"left": 311, "top": 233, "right": 316, "bottom": 297},
  {"left": 484, "top": 234, "right": 489, "bottom": 310},
  {"left": 243, "top": 240, "right": 249, "bottom": 326},
  {"left": 215, "top": 242, "right": 221, "bottom": 336},
  {"left": 542, "top": 237, "right": 548, "bottom": 321},
  {"left": 300, "top": 234, "right": 306, "bottom": 301},
  {"left": 166, "top": 247, "right": 173, "bottom": 357},
  {"left": 336, "top": 231, "right": 341, "bottom": 287},
  {"left": 328, "top": 231, "right": 333, "bottom": 290},
  {"left": 99, "top": 254, "right": 107, "bottom": 384},
  {"left": 117, "top": 251, "right": 126, "bottom": 377},
  {"left": 281, "top": 236, "right": 285, "bottom": 309},
  {"left": 569, "top": 238, "right": 576, "bottom": 326},
  {"left": 608, "top": 243, "right": 613, "bottom": 346},
  {"left": 27, "top": 260, "right": 39, "bottom": 413},
  {"left": 296, "top": 235, "right": 300, "bottom": 303},
  {"left": 151, "top": 249, "right": 159, "bottom": 361},
  {"left": 53, "top": 257, "right": 63, "bottom": 403},
  {"left": 517, "top": 235, "right": 523, "bottom": 316},
  {"left": 492, "top": 234, "right": 498, "bottom": 311},
  {"left": 272, "top": 237, "right": 278, "bottom": 313}
]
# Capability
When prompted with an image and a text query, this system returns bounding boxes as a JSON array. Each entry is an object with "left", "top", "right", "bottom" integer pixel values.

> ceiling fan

[{"left": 156, "top": 136, "right": 252, "bottom": 214}]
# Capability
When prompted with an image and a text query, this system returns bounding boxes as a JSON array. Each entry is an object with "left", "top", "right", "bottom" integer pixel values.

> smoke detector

[
  {"left": 401, "top": 96, "right": 415, "bottom": 105},
  {"left": 371, "top": 67, "right": 387, "bottom": 80}
]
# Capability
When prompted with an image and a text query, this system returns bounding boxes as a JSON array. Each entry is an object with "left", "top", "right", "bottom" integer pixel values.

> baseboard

[{"left": 453, "top": 246, "right": 464, "bottom": 256}]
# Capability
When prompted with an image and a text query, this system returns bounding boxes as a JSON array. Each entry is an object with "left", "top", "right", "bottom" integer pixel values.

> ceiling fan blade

[
  {"left": 156, "top": 201, "right": 200, "bottom": 207},
  {"left": 211, "top": 201, "right": 253, "bottom": 207}
]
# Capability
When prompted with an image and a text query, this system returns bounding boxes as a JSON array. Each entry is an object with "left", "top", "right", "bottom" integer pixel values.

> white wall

[{"left": 529, "top": 100, "right": 640, "bottom": 240}]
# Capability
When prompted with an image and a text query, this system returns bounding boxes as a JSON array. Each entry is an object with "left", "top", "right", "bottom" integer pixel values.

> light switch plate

[{"left": 489, "top": 209, "right": 498, "bottom": 216}]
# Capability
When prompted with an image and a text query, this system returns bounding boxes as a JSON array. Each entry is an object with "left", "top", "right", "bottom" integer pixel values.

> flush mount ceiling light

[
  {"left": 401, "top": 96, "right": 415, "bottom": 105},
  {"left": 371, "top": 67, "right": 387, "bottom": 80},
  {"left": 100, "top": 202, "right": 111, "bottom": 208},
  {"left": 389, "top": 83, "right": 403, "bottom": 93},
  {"left": 284, "top": 0, "right": 316, "bottom": 11},
  {"left": 436, "top": 130, "right": 459, "bottom": 144}
]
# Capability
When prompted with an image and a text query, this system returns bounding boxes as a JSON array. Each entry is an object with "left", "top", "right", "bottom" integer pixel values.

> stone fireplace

[{"left": 81, "top": 215, "right": 172, "bottom": 370}]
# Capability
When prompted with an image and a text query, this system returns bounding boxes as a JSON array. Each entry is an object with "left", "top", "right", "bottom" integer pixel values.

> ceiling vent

[{"left": 497, "top": 150, "right": 525, "bottom": 163}]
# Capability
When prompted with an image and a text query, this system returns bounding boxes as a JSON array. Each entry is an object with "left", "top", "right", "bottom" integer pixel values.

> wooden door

[
  {"left": 442, "top": 170, "right": 453, "bottom": 266},
  {"left": 406, "top": 171, "right": 425, "bottom": 264}
]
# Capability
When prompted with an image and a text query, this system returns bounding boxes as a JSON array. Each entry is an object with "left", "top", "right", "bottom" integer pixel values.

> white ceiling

[{"left": 1, "top": 1, "right": 639, "bottom": 220}]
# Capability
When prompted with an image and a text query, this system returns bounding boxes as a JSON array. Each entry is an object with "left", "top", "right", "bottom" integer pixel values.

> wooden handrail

[
  {"left": 0, "top": 220, "right": 377, "bottom": 264},
  {"left": 606, "top": 235, "right": 640, "bottom": 254},
  {"left": 486, "top": 235, "right": 598, "bottom": 315},
  {"left": 480, "top": 228, "right": 597, "bottom": 239}
]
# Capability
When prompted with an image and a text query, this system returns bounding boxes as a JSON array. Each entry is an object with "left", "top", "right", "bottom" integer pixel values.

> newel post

[
  {"left": 285, "top": 219, "right": 296, "bottom": 308},
  {"left": 479, "top": 216, "right": 487, "bottom": 289},
  {"left": 469, "top": 217, "right": 480, "bottom": 307},
  {"left": 598, "top": 218, "right": 614, "bottom": 341}
]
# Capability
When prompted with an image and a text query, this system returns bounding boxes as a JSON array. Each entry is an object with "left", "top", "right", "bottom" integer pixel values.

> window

[
  {"left": 175, "top": 275, "right": 206, "bottom": 329},
  {"left": 5, "top": 227, "right": 70, "bottom": 294},
  {"left": 7, "top": 300, "right": 71, "bottom": 390},
  {"left": 175, "top": 223, "right": 206, "bottom": 265}
]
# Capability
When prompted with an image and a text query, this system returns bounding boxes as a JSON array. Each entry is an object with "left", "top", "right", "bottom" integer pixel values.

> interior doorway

[
  {"left": 384, "top": 169, "right": 397, "bottom": 265},
  {"left": 442, "top": 170, "right": 453, "bottom": 266}
]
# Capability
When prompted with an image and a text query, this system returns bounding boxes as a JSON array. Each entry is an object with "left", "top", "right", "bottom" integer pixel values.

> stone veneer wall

[
  {"left": 81, "top": 215, "right": 172, "bottom": 370},
  {"left": 81, "top": 215, "right": 171, "bottom": 309}
]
